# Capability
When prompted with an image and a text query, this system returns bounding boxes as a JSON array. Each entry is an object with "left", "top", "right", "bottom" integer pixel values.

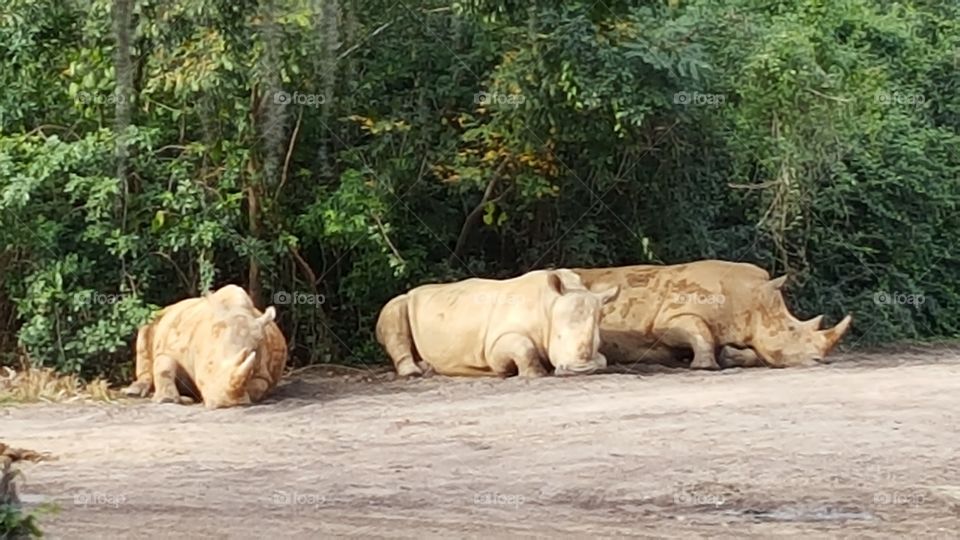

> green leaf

[
  {"left": 482, "top": 202, "right": 496, "bottom": 226},
  {"left": 151, "top": 210, "right": 165, "bottom": 231}
]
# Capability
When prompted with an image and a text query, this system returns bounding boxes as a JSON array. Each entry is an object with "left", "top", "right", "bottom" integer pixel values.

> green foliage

[
  {"left": 0, "top": 0, "right": 958, "bottom": 378},
  {"left": 0, "top": 503, "right": 43, "bottom": 539}
]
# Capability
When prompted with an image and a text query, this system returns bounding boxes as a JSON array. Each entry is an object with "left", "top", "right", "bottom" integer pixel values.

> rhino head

[
  {"left": 545, "top": 270, "right": 621, "bottom": 376},
  {"left": 751, "top": 275, "right": 853, "bottom": 367},
  {"left": 198, "top": 305, "right": 277, "bottom": 409}
]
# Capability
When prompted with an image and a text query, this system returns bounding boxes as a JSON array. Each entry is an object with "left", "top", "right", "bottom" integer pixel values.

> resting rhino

[
  {"left": 572, "top": 260, "right": 852, "bottom": 369},
  {"left": 376, "top": 269, "right": 620, "bottom": 377},
  {"left": 121, "top": 285, "right": 288, "bottom": 408}
]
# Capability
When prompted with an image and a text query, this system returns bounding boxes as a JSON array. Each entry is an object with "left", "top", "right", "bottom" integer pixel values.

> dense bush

[{"left": 1, "top": 0, "right": 957, "bottom": 379}]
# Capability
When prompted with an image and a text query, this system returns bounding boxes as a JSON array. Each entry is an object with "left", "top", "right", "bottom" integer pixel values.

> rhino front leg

[
  {"left": 151, "top": 354, "right": 182, "bottom": 404},
  {"left": 655, "top": 314, "right": 720, "bottom": 370},
  {"left": 718, "top": 345, "right": 764, "bottom": 368},
  {"left": 488, "top": 333, "right": 547, "bottom": 378}
]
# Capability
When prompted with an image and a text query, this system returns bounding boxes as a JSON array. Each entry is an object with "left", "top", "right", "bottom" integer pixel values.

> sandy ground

[{"left": 5, "top": 346, "right": 960, "bottom": 539}]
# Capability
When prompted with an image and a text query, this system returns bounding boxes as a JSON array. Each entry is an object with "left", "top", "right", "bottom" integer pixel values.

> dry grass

[{"left": 0, "top": 366, "right": 118, "bottom": 404}]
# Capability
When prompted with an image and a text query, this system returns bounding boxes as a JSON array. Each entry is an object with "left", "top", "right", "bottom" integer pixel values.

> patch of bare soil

[{"left": 4, "top": 347, "right": 960, "bottom": 539}]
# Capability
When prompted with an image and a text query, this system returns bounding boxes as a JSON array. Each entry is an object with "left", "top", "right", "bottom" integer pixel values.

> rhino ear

[
  {"left": 256, "top": 306, "right": 276, "bottom": 327},
  {"left": 593, "top": 284, "right": 620, "bottom": 305},
  {"left": 767, "top": 275, "right": 788, "bottom": 290},
  {"left": 820, "top": 314, "right": 853, "bottom": 349},
  {"left": 547, "top": 272, "right": 567, "bottom": 295}
]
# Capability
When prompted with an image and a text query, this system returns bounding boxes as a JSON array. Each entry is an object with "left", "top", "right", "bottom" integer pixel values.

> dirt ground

[{"left": 5, "top": 346, "right": 960, "bottom": 539}]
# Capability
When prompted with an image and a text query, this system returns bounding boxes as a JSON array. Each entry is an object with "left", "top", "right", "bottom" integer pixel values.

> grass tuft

[{"left": 0, "top": 367, "right": 119, "bottom": 404}]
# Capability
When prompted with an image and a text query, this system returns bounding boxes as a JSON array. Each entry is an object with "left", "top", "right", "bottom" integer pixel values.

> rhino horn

[
  {"left": 767, "top": 275, "right": 788, "bottom": 290},
  {"left": 803, "top": 314, "right": 825, "bottom": 330},
  {"left": 234, "top": 350, "right": 258, "bottom": 379},
  {"left": 820, "top": 314, "right": 853, "bottom": 348}
]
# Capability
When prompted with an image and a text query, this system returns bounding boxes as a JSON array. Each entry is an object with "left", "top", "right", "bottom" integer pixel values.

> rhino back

[
  {"left": 574, "top": 266, "right": 668, "bottom": 332},
  {"left": 575, "top": 261, "right": 771, "bottom": 357},
  {"left": 673, "top": 260, "right": 771, "bottom": 342},
  {"left": 150, "top": 297, "right": 209, "bottom": 380},
  {"left": 406, "top": 274, "right": 549, "bottom": 374}
]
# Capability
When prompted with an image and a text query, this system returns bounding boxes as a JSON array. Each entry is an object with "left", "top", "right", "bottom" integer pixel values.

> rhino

[
  {"left": 572, "top": 260, "right": 852, "bottom": 369},
  {"left": 376, "top": 269, "right": 620, "bottom": 377},
  {"left": 121, "top": 285, "right": 288, "bottom": 408}
]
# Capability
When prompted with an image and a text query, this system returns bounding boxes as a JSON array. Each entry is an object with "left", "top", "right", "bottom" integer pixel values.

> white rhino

[
  {"left": 573, "top": 260, "right": 853, "bottom": 369},
  {"left": 376, "top": 269, "right": 620, "bottom": 377},
  {"left": 122, "top": 285, "right": 288, "bottom": 408}
]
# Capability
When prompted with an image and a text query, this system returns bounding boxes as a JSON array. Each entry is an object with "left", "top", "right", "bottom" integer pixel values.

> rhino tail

[{"left": 375, "top": 294, "right": 423, "bottom": 377}]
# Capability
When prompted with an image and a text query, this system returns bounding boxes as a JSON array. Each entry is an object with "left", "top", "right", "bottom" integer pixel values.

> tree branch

[
  {"left": 449, "top": 162, "right": 509, "bottom": 264},
  {"left": 288, "top": 244, "right": 318, "bottom": 290},
  {"left": 337, "top": 21, "right": 393, "bottom": 61},
  {"left": 804, "top": 87, "right": 852, "bottom": 103},
  {"left": 150, "top": 251, "right": 195, "bottom": 295},
  {"left": 372, "top": 213, "right": 405, "bottom": 265},
  {"left": 274, "top": 105, "right": 304, "bottom": 202}
]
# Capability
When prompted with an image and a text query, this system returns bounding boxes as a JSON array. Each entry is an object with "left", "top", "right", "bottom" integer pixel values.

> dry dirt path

[{"left": 5, "top": 347, "right": 960, "bottom": 539}]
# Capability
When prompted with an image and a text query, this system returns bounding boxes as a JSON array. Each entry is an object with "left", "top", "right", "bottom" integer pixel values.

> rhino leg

[
  {"left": 122, "top": 322, "right": 155, "bottom": 397},
  {"left": 718, "top": 345, "right": 764, "bottom": 368},
  {"left": 489, "top": 333, "right": 547, "bottom": 378},
  {"left": 655, "top": 315, "right": 720, "bottom": 370},
  {"left": 122, "top": 379, "right": 152, "bottom": 398},
  {"left": 151, "top": 354, "right": 182, "bottom": 404},
  {"left": 375, "top": 295, "right": 424, "bottom": 377}
]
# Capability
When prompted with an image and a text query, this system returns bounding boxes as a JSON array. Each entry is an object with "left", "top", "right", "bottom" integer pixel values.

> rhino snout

[
  {"left": 554, "top": 364, "right": 598, "bottom": 376},
  {"left": 553, "top": 354, "right": 606, "bottom": 376}
]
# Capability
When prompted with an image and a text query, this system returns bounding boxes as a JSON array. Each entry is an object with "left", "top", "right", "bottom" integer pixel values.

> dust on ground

[{"left": 5, "top": 345, "right": 960, "bottom": 539}]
